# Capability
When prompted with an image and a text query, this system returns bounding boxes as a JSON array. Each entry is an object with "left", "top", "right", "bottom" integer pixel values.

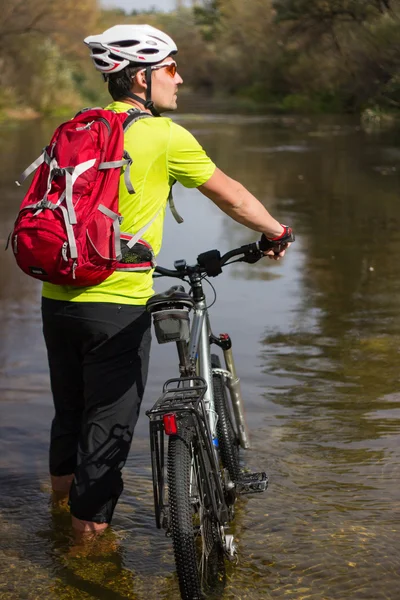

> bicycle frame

[
  {"left": 175, "top": 270, "right": 250, "bottom": 449},
  {"left": 185, "top": 299, "right": 217, "bottom": 434},
  {"left": 146, "top": 271, "right": 241, "bottom": 532}
]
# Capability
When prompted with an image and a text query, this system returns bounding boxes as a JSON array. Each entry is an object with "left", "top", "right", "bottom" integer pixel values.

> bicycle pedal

[{"left": 235, "top": 472, "right": 268, "bottom": 495}]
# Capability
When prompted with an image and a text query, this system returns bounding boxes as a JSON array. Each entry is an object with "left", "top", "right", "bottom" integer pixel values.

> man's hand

[
  {"left": 264, "top": 244, "right": 290, "bottom": 260},
  {"left": 260, "top": 226, "right": 295, "bottom": 260}
]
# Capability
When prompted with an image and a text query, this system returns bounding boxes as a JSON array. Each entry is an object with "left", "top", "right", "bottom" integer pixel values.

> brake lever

[{"left": 240, "top": 242, "right": 264, "bottom": 264}]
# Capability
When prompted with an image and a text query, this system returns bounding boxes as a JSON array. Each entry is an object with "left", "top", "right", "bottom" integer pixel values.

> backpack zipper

[
  {"left": 97, "top": 117, "right": 111, "bottom": 136},
  {"left": 76, "top": 120, "right": 95, "bottom": 131}
]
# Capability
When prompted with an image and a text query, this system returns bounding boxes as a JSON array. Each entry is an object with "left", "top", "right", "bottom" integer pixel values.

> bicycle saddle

[{"left": 146, "top": 285, "right": 195, "bottom": 312}]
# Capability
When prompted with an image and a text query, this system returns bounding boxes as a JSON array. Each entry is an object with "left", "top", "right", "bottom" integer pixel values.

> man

[{"left": 43, "top": 24, "right": 293, "bottom": 533}]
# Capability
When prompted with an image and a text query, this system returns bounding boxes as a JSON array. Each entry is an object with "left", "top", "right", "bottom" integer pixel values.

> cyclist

[{"left": 43, "top": 24, "right": 293, "bottom": 533}]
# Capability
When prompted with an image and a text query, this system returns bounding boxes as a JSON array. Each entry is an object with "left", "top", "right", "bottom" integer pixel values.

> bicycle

[{"left": 145, "top": 233, "right": 293, "bottom": 600}]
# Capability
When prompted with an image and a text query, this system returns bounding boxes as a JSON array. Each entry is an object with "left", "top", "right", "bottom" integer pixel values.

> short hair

[{"left": 108, "top": 64, "right": 144, "bottom": 101}]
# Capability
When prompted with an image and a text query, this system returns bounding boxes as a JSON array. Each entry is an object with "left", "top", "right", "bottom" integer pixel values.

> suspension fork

[{"left": 211, "top": 333, "right": 251, "bottom": 450}]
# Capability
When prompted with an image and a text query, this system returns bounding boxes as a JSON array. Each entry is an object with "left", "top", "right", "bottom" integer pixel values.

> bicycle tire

[
  {"left": 168, "top": 426, "right": 225, "bottom": 600},
  {"left": 211, "top": 354, "right": 241, "bottom": 482}
]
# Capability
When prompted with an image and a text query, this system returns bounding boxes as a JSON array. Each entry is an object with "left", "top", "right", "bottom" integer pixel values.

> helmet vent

[
  {"left": 94, "top": 58, "right": 109, "bottom": 68},
  {"left": 110, "top": 40, "right": 140, "bottom": 47},
  {"left": 149, "top": 36, "right": 167, "bottom": 44},
  {"left": 109, "top": 52, "right": 125, "bottom": 61},
  {"left": 139, "top": 48, "right": 159, "bottom": 55}
]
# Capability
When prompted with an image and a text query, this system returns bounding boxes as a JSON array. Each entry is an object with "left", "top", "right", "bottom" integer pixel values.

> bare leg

[
  {"left": 51, "top": 474, "right": 108, "bottom": 532},
  {"left": 51, "top": 474, "right": 74, "bottom": 495}
]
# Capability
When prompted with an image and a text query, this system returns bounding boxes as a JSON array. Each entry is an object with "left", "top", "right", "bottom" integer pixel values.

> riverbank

[{"left": 1, "top": 94, "right": 399, "bottom": 132}]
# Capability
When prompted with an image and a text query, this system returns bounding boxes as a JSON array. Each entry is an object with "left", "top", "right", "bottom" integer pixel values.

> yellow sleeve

[{"left": 167, "top": 122, "right": 216, "bottom": 188}]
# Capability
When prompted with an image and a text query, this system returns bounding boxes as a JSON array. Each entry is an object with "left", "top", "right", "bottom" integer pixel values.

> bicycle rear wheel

[
  {"left": 211, "top": 354, "right": 241, "bottom": 482},
  {"left": 168, "top": 426, "right": 225, "bottom": 600}
]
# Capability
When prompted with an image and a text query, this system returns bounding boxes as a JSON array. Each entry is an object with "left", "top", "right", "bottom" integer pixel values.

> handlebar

[
  {"left": 154, "top": 227, "right": 294, "bottom": 279},
  {"left": 154, "top": 265, "right": 187, "bottom": 279}
]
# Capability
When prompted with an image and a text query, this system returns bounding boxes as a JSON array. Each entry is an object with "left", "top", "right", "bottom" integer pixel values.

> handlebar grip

[
  {"left": 259, "top": 226, "right": 295, "bottom": 253},
  {"left": 197, "top": 249, "right": 223, "bottom": 277}
]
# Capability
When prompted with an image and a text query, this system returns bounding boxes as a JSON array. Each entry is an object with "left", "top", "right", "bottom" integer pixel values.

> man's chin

[{"left": 156, "top": 102, "right": 178, "bottom": 114}]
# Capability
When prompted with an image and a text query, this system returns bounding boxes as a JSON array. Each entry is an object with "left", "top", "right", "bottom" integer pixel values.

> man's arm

[{"left": 198, "top": 168, "right": 284, "bottom": 239}]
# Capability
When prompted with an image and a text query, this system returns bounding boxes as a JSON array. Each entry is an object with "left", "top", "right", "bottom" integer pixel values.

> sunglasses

[{"left": 141, "top": 61, "right": 178, "bottom": 78}]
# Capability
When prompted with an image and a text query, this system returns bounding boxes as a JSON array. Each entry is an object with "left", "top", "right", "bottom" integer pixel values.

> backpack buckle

[{"left": 38, "top": 198, "right": 55, "bottom": 210}]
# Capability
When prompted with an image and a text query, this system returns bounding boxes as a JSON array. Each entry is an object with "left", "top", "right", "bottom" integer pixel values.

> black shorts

[{"left": 41, "top": 297, "right": 151, "bottom": 523}]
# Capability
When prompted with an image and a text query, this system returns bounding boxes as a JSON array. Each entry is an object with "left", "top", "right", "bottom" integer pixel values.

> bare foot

[
  {"left": 68, "top": 528, "right": 118, "bottom": 558},
  {"left": 71, "top": 515, "right": 109, "bottom": 533}
]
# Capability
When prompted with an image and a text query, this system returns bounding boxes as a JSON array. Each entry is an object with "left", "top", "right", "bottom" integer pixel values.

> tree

[
  {"left": 193, "top": 0, "right": 223, "bottom": 40},
  {"left": 0, "top": 0, "right": 97, "bottom": 52},
  {"left": 272, "top": 0, "right": 394, "bottom": 49},
  {"left": 274, "top": 0, "right": 392, "bottom": 25},
  {"left": 0, "top": 0, "right": 98, "bottom": 110}
]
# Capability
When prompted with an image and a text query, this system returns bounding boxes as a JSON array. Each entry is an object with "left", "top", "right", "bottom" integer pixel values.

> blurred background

[{"left": 0, "top": 0, "right": 399, "bottom": 122}]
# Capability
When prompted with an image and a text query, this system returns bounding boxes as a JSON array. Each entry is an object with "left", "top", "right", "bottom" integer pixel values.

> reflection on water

[{"left": 0, "top": 109, "right": 399, "bottom": 599}]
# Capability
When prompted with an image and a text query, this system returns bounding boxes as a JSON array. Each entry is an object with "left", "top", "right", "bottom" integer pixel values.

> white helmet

[{"left": 84, "top": 24, "right": 177, "bottom": 74}]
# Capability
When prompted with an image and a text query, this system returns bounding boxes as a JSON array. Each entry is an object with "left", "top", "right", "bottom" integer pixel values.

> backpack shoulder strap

[
  {"left": 123, "top": 108, "right": 153, "bottom": 133},
  {"left": 74, "top": 106, "right": 104, "bottom": 118},
  {"left": 168, "top": 184, "right": 184, "bottom": 224},
  {"left": 121, "top": 108, "right": 184, "bottom": 224}
]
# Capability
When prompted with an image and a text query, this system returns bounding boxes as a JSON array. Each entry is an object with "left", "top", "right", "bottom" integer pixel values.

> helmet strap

[
  {"left": 124, "top": 90, "right": 148, "bottom": 108},
  {"left": 124, "top": 66, "right": 160, "bottom": 117},
  {"left": 144, "top": 66, "right": 160, "bottom": 117}
]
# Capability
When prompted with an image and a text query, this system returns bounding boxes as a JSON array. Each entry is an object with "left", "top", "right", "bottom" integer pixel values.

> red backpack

[{"left": 9, "top": 107, "right": 159, "bottom": 287}]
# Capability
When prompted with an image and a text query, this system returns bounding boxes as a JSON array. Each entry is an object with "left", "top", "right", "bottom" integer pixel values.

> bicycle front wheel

[
  {"left": 168, "top": 426, "right": 225, "bottom": 600},
  {"left": 211, "top": 354, "right": 241, "bottom": 482}
]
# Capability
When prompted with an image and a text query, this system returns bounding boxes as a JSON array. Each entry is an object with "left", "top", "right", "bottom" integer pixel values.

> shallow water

[{"left": 0, "top": 108, "right": 399, "bottom": 599}]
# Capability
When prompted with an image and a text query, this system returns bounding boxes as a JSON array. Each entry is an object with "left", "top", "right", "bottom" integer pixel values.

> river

[{"left": 0, "top": 106, "right": 399, "bottom": 599}]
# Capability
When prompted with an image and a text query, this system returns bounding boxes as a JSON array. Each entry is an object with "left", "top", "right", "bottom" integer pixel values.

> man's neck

[{"left": 121, "top": 96, "right": 152, "bottom": 114}]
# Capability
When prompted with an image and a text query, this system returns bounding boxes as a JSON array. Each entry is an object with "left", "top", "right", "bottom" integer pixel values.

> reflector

[{"left": 163, "top": 413, "right": 178, "bottom": 435}]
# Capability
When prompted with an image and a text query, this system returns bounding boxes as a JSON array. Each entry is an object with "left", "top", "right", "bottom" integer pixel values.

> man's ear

[{"left": 132, "top": 70, "right": 147, "bottom": 89}]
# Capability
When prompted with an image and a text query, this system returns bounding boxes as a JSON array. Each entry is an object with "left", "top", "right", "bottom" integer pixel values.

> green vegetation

[{"left": 0, "top": 0, "right": 399, "bottom": 119}]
